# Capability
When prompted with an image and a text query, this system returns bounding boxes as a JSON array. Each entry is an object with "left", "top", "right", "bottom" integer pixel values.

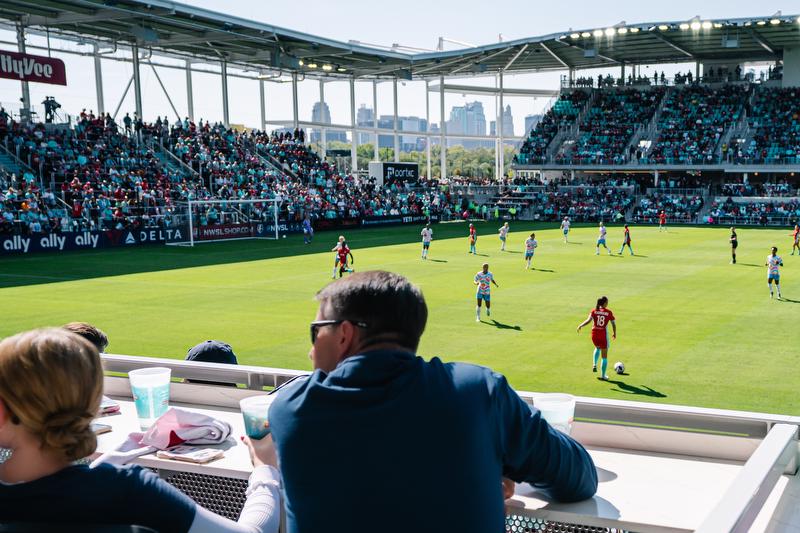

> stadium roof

[{"left": 0, "top": 1, "right": 798, "bottom": 79}]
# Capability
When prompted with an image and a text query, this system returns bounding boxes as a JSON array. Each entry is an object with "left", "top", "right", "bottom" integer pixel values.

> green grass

[{"left": 1, "top": 222, "right": 798, "bottom": 415}]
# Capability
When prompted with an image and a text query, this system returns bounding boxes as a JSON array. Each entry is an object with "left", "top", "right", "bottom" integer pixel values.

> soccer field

[{"left": 1, "top": 222, "right": 797, "bottom": 415}]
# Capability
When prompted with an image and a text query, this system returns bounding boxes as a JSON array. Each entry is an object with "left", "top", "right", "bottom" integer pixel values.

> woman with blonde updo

[{"left": 0, "top": 328, "right": 281, "bottom": 532}]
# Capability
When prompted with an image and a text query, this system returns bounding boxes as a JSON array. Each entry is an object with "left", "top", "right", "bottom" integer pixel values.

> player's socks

[
  {"left": 475, "top": 306, "right": 481, "bottom": 321},
  {"left": 601, "top": 358, "right": 608, "bottom": 378},
  {"left": 593, "top": 348, "right": 600, "bottom": 367},
  {"left": 487, "top": 308, "right": 491, "bottom": 317}
]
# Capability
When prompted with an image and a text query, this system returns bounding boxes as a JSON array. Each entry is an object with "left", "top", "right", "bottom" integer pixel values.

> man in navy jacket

[{"left": 270, "top": 270, "right": 597, "bottom": 533}]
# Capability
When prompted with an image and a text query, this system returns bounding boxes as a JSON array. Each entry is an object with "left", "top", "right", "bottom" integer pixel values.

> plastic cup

[
  {"left": 128, "top": 367, "right": 172, "bottom": 429},
  {"left": 535, "top": 393, "right": 576, "bottom": 435},
  {"left": 240, "top": 395, "right": 275, "bottom": 440}
]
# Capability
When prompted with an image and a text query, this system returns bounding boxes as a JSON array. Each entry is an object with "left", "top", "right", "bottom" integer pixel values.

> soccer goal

[{"left": 166, "top": 198, "right": 282, "bottom": 246}]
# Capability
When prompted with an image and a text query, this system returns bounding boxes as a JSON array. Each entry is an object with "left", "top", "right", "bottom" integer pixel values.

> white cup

[
  {"left": 240, "top": 395, "right": 276, "bottom": 440},
  {"left": 128, "top": 367, "right": 171, "bottom": 429},
  {"left": 535, "top": 393, "right": 576, "bottom": 435}
]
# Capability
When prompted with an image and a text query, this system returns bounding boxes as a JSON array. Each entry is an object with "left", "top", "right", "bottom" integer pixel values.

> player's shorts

[
  {"left": 731, "top": 241, "right": 737, "bottom": 249},
  {"left": 591, "top": 330, "right": 609, "bottom": 349},
  {"left": 768, "top": 273, "right": 780, "bottom": 282},
  {"left": 476, "top": 292, "right": 490, "bottom": 302},
  {"left": 597, "top": 238, "right": 606, "bottom": 245},
  {"left": 499, "top": 236, "right": 506, "bottom": 242},
  {"left": 422, "top": 241, "right": 430, "bottom": 248},
  {"left": 525, "top": 251, "right": 534, "bottom": 259},
  {"left": 563, "top": 228, "right": 569, "bottom": 235}
]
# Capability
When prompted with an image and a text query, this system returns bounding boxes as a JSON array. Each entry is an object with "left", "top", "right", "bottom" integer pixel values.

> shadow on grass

[
  {"left": 778, "top": 297, "right": 800, "bottom": 304},
  {"left": 530, "top": 267, "right": 555, "bottom": 273},
  {"left": 737, "top": 263, "right": 761, "bottom": 268},
  {"left": 428, "top": 259, "right": 448, "bottom": 263},
  {"left": 480, "top": 319, "right": 522, "bottom": 331},
  {"left": 504, "top": 250, "right": 522, "bottom": 254},
  {"left": 567, "top": 241, "right": 583, "bottom": 245},
  {"left": 606, "top": 379, "right": 667, "bottom": 398},
  {"left": 630, "top": 254, "right": 648, "bottom": 258},
  {"left": 0, "top": 222, "right": 518, "bottom": 289}
]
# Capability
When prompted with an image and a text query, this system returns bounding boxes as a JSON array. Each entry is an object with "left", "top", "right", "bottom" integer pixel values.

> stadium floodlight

[
  {"left": 322, "top": 64, "right": 333, "bottom": 71},
  {"left": 570, "top": 32, "right": 581, "bottom": 39},
  {"left": 701, "top": 21, "right": 712, "bottom": 29},
  {"left": 581, "top": 31, "right": 591, "bottom": 37},
  {"left": 756, "top": 20, "right": 766, "bottom": 26},
  {"left": 617, "top": 27, "right": 628, "bottom": 34},
  {"left": 593, "top": 29, "right": 603, "bottom": 37},
  {"left": 307, "top": 63, "right": 318, "bottom": 68},
  {"left": 770, "top": 18, "right": 781, "bottom": 25},
  {"left": 337, "top": 67, "right": 347, "bottom": 72},
  {"left": 797, "top": 16, "right": 800, "bottom": 23},
  {"left": 690, "top": 21, "right": 701, "bottom": 30},
  {"left": 658, "top": 24, "right": 670, "bottom": 31},
  {"left": 629, "top": 27, "right": 640, "bottom": 33},
  {"left": 299, "top": 60, "right": 304, "bottom": 66},
  {"left": 713, "top": 22, "right": 723, "bottom": 28},
  {"left": 604, "top": 28, "right": 616, "bottom": 36},
  {"left": 679, "top": 23, "right": 690, "bottom": 30}
]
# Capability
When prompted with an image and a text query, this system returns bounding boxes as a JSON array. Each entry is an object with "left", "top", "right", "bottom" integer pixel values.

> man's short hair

[
  {"left": 62, "top": 322, "right": 108, "bottom": 353},
  {"left": 316, "top": 271, "right": 427, "bottom": 352}
]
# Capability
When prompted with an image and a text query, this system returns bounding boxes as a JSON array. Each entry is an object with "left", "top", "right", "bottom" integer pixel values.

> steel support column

[
  {"left": 185, "top": 59, "right": 194, "bottom": 121},
  {"left": 498, "top": 70, "right": 505, "bottom": 180},
  {"left": 291, "top": 72, "right": 299, "bottom": 132},
  {"left": 439, "top": 75, "right": 446, "bottom": 180},
  {"left": 221, "top": 59, "right": 229, "bottom": 127},
  {"left": 93, "top": 43, "right": 105, "bottom": 115},
  {"left": 372, "top": 80, "right": 379, "bottom": 161},
  {"left": 16, "top": 24, "right": 31, "bottom": 122},
  {"left": 131, "top": 43, "right": 143, "bottom": 119},
  {"left": 425, "top": 80, "right": 431, "bottom": 180},
  {"left": 349, "top": 77, "right": 357, "bottom": 174},
  {"left": 319, "top": 80, "right": 326, "bottom": 162},
  {"left": 259, "top": 79, "right": 266, "bottom": 131},
  {"left": 393, "top": 77, "right": 400, "bottom": 162}
]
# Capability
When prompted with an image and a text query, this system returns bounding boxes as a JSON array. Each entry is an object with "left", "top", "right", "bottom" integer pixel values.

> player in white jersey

[
  {"left": 561, "top": 217, "right": 571, "bottom": 243},
  {"left": 498, "top": 222, "right": 510, "bottom": 251},
  {"left": 474, "top": 262, "right": 499, "bottom": 322},
  {"left": 420, "top": 223, "right": 433, "bottom": 260},
  {"left": 331, "top": 235, "right": 345, "bottom": 278},
  {"left": 524, "top": 232, "right": 538, "bottom": 270},
  {"left": 595, "top": 222, "right": 611, "bottom": 255},
  {"left": 766, "top": 246, "right": 783, "bottom": 300}
]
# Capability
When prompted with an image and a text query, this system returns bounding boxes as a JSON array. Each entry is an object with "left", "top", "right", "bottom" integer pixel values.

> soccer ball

[
  {"left": 614, "top": 361, "right": 625, "bottom": 375},
  {"left": 282, "top": 235, "right": 287, "bottom": 239}
]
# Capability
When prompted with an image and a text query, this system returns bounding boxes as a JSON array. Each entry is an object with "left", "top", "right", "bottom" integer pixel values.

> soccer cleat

[
  {"left": 595, "top": 251, "right": 600, "bottom": 255},
  {"left": 598, "top": 375, "right": 609, "bottom": 381},
  {"left": 592, "top": 365, "right": 597, "bottom": 373},
  {"left": 475, "top": 317, "right": 480, "bottom": 322},
  {"left": 487, "top": 309, "right": 491, "bottom": 317}
]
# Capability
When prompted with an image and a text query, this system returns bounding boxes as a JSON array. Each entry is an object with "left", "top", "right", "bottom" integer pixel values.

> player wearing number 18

[{"left": 576, "top": 296, "right": 617, "bottom": 381}]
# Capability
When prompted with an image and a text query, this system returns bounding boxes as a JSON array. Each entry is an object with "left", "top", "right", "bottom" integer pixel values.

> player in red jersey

[
  {"left": 576, "top": 296, "right": 617, "bottom": 380},
  {"left": 468, "top": 223, "right": 477, "bottom": 255},
  {"left": 791, "top": 224, "right": 799, "bottom": 256},
  {"left": 337, "top": 241, "right": 355, "bottom": 278},
  {"left": 658, "top": 211, "right": 667, "bottom": 232}
]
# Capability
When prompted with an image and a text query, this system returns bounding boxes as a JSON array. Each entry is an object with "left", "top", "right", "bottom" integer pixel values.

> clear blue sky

[{"left": 0, "top": 0, "right": 791, "bottom": 139}]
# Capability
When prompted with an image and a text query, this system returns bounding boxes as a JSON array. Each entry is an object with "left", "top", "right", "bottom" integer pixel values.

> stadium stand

[
  {"left": 730, "top": 87, "right": 800, "bottom": 164},
  {"left": 514, "top": 90, "right": 590, "bottom": 165}
]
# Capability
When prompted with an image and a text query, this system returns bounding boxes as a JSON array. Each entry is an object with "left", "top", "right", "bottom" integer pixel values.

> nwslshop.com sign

[{"left": 0, "top": 50, "right": 67, "bottom": 86}]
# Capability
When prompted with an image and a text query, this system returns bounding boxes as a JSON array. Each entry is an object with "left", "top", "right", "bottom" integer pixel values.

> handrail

[{"left": 696, "top": 423, "right": 798, "bottom": 533}]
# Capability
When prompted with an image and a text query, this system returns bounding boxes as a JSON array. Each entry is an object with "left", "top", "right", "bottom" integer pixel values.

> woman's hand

[{"left": 242, "top": 430, "right": 278, "bottom": 469}]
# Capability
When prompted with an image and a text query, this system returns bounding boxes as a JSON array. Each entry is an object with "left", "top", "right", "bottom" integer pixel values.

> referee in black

[{"left": 730, "top": 227, "right": 738, "bottom": 264}]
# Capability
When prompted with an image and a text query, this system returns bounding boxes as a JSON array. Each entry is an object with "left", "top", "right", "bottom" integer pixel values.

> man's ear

[{"left": 337, "top": 320, "right": 360, "bottom": 360}]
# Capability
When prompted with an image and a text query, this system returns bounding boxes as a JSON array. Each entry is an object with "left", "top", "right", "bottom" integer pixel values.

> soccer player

[
  {"left": 468, "top": 223, "right": 477, "bottom": 255},
  {"left": 766, "top": 246, "right": 783, "bottom": 300},
  {"left": 729, "top": 227, "right": 738, "bottom": 264},
  {"left": 659, "top": 210, "right": 667, "bottom": 232},
  {"left": 331, "top": 235, "right": 345, "bottom": 279},
  {"left": 576, "top": 296, "right": 617, "bottom": 381},
  {"left": 618, "top": 225, "right": 634, "bottom": 256},
  {"left": 596, "top": 222, "right": 611, "bottom": 255},
  {"left": 302, "top": 215, "right": 313, "bottom": 245},
  {"left": 524, "top": 232, "right": 538, "bottom": 270},
  {"left": 337, "top": 240, "right": 355, "bottom": 278},
  {"left": 560, "top": 217, "right": 570, "bottom": 243},
  {"left": 420, "top": 223, "right": 433, "bottom": 260},
  {"left": 791, "top": 224, "right": 799, "bottom": 256},
  {"left": 474, "top": 262, "right": 499, "bottom": 322},
  {"left": 498, "top": 222, "right": 510, "bottom": 251}
]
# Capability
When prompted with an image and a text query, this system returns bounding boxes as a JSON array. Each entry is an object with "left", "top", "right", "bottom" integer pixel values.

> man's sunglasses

[{"left": 309, "top": 319, "right": 368, "bottom": 344}]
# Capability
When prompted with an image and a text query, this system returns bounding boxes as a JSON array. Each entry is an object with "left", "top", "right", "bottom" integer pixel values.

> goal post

[{"left": 165, "top": 198, "right": 282, "bottom": 246}]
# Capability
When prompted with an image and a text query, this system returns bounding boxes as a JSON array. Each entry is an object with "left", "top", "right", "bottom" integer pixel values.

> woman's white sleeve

[{"left": 187, "top": 465, "right": 281, "bottom": 533}]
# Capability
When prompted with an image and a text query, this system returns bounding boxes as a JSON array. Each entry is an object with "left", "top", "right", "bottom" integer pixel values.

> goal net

[{"left": 165, "top": 198, "right": 282, "bottom": 246}]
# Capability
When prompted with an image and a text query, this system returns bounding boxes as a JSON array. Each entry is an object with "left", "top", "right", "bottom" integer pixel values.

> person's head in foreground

[
  {"left": 0, "top": 328, "right": 281, "bottom": 533},
  {"left": 271, "top": 270, "right": 598, "bottom": 533},
  {"left": 62, "top": 321, "right": 108, "bottom": 353}
]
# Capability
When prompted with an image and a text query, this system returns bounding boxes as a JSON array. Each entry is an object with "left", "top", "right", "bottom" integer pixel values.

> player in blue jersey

[
  {"left": 498, "top": 222, "right": 510, "bottom": 251},
  {"left": 302, "top": 215, "right": 314, "bottom": 244},
  {"left": 474, "top": 263, "right": 499, "bottom": 322},
  {"left": 766, "top": 246, "right": 783, "bottom": 300},
  {"left": 524, "top": 232, "right": 538, "bottom": 270},
  {"left": 560, "top": 217, "right": 570, "bottom": 243},
  {"left": 595, "top": 222, "right": 611, "bottom": 255}
]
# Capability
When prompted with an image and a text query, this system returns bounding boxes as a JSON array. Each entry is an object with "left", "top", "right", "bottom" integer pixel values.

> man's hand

[
  {"left": 242, "top": 430, "right": 278, "bottom": 469},
  {"left": 502, "top": 477, "right": 516, "bottom": 499}
]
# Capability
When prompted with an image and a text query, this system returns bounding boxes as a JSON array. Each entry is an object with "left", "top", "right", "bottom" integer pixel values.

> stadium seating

[
  {"left": 731, "top": 87, "right": 800, "bottom": 164},
  {"left": 514, "top": 90, "right": 590, "bottom": 165},
  {"left": 708, "top": 198, "right": 800, "bottom": 225},
  {"left": 644, "top": 85, "right": 747, "bottom": 165},
  {"left": 633, "top": 192, "right": 704, "bottom": 223}
]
